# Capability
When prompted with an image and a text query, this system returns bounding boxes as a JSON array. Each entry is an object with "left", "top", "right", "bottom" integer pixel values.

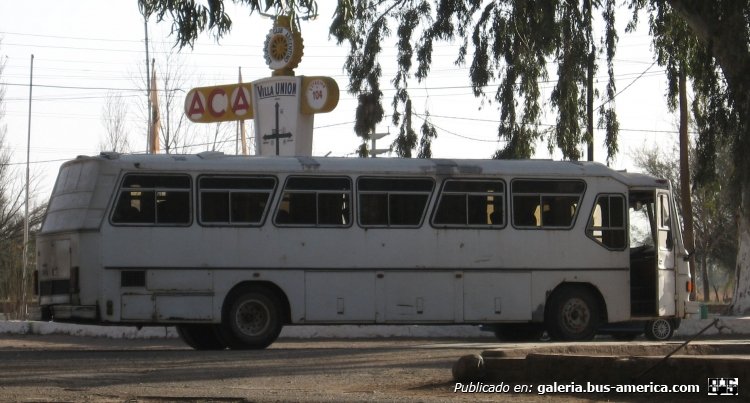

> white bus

[{"left": 36, "top": 152, "right": 697, "bottom": 349}]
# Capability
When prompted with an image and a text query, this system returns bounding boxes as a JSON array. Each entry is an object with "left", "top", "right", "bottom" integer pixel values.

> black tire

[
  {"left": 176, "top": 324, "right": 227, "bottom": 350},
  {"left": 545, "top": 286, "right": 601, "bottom": 341},
  {"left": 644, "top": 318, "right": 675, "bottom": 341},
  {"left": 493, "top": 324, "right": 545, "bottom": 342},
  {"left": 220, "top": 287, "right": 283, "bottom": 350}
]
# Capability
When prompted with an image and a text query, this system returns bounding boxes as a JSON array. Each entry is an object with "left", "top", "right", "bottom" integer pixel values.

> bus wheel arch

[
  {"left": 219, "top": 281, "right": 290, "bottom": 349},
  {"left": 544, "top": 282, "right": 607, "bottom": 341}
]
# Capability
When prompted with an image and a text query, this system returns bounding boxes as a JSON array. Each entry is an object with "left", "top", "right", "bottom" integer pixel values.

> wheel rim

[
  {"left": 650, "top": 319, "right": 671, "bottom": 340},
  {"left": 235, "top": 299, "right": 271, "bottom": 337},
  {"left": 560, "top": 297, "right": 591, "bottom": 334}
]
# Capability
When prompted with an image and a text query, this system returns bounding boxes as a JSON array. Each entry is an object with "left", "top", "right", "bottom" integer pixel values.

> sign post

[{"left": 184, "top": 15, "right": 339, "bottom": 157}]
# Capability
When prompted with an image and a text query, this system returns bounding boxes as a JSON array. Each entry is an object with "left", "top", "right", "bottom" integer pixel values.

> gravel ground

[{"left": 0, "top": 334, "right": 723, "bottom": 402}]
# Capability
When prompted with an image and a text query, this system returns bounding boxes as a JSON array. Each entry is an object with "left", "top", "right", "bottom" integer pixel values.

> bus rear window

[{"left": 111, "top": 174, "right": 191, "bottom": 225}]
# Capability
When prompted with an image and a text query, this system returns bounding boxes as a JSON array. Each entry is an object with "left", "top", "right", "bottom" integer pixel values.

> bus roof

[{"left": 63, "top": 152, "right": 669, "bottom": 189}]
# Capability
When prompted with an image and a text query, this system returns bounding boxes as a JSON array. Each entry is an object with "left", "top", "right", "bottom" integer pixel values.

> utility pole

[
  {"left": 369, "top": 129, "right": 390, "bottom": 157},
  {"left": 678, "top": 67, "right": 697, "bottom": 300},
  {"left": 21, "top": 54, "right": 33, "bottom": 319},
  {"left": 144, "top": 14, "right": 151, "bottom": 153},
  {"left": 586, "top": 0, "right": 594, "bottom": 162}
]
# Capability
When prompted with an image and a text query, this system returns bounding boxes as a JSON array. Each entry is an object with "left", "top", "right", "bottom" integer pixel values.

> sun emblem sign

[{"left": 263, "top": 16, "right": 304, "bottom": 75}]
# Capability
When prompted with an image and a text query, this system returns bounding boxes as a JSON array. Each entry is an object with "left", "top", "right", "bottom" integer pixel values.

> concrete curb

[
  {"left": 0, "top": 321, "right": 177, "bottom": 339},
  {"left": 455, "top": 342, "right": 750, "bottom": 397},
  {"left": 0, "top": 317, "right": 748, "bottom": 339},
  {"left": 676, "top": 317, "right": 750, "bottom": 337}
]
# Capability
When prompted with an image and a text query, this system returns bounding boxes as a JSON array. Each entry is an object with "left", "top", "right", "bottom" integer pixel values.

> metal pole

[
  {"left": 144, "top": 16, "right": 151, "bottom": 154},
  {"left": 21, "top": 54, "right": 33, "bottom": 319},
  {"left": 236, "top": 66, "right": 239, "bottom": 155}
]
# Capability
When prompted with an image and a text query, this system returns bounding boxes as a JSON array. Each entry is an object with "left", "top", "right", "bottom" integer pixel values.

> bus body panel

[{"left": 36, "top": 154, "right": 693, "bottom": 338}]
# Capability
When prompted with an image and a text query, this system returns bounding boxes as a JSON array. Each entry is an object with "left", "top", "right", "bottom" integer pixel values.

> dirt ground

[{"left": 0, "top": 334, "right": 716, "bottom": 402}]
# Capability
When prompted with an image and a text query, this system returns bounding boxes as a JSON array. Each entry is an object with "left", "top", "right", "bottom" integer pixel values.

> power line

[
  {"left": 412, "top": 111, "right": 501, "bottom": 143},
  {"left": 595, "top": 60, "right": 658, "bottom": 112},
  {"left": 0, "top": 30, "right": 369, "bottom": 49},
  {"left": 2, "top": 82, "right": 181, "bottom": 92}
]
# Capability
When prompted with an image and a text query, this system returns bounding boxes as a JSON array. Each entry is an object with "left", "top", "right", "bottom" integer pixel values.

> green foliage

[
  {"left": 142, "top": 0, "right": 750, "bottom": 196},
  {"left": 418, "top": 111, "right": 438, "bottom": 158},
  {"left": 647, "top": 1, "right": 750, "bottom": 198},
  {"left": 633, "top": 143, "right": 737, "bottom": 299},
  {"left": 637, "top": 1, "right": 732, "bottom": 188},
  {"left": 143, "top": 0, "right": 625, "bottom": 161},
  {"left": 329, "top": 0, "right": 621, "bottom": 160},
  {"left": 138, "top": 0, "right": 318, "bottom": 48}
]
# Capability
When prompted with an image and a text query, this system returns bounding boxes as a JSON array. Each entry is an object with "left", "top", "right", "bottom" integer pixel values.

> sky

[{"left": 0, "top": 1, "right": 680, "bottom": 203}]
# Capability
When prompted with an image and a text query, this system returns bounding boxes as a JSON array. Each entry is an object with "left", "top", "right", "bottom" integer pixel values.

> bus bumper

[
  {"left": 685, "top": 300, "right": 700, "bottom": 316},
  {"left": 47, "top": 305, "right": 98, "bottom": 321}
]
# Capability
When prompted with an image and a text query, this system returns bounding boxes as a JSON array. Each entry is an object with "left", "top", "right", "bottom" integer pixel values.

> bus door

[
  {"left": 655, "top": 191, "right": 676, "bottom": 316},
  {"left": 628, "top": 190, "right": 675, "bottom": 317}
]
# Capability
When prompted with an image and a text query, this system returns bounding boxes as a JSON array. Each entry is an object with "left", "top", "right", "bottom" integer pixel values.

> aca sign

[
  {"left": 184, "top": 83, "right": 254, "bottom": 123},
  {"left": 184, "top": 77, "right": 339, "bottom": 124}
]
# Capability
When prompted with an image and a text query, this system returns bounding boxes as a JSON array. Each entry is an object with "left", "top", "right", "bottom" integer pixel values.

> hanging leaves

[{"left": 333, "top": 0, "right": 619, "bottom": 160}]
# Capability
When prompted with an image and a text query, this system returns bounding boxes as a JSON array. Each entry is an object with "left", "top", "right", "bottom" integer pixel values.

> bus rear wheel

[
  {"left": 220, "top": 287, "right": 283, "bottom": 349},
  {"left": 545, "top": 286, "right": 601, "bottom": 341},
  {"left": 493, "top": 324, "right": 545, "bottom": 342},
  {"left": 176, "top": 324, "right": 226, "bottom": 350}
]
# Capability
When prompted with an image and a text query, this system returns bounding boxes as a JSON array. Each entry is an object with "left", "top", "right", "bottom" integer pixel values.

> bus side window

[
  {"left": 156, "top": 191, "right": 190, "bottom": 224},
  {"left": 111, "top": 174, "right": 190, "bottom": 225},
  {"left": 112, "top": 191, "right": 154, "bottom": 223},
  {"left": 275, "top": 176, "right": 351, "bottom": 227},
  {"left": 199, "top": 176, "right": 276, "bottom": 226},
  {"left": 358, "top": 177, "right": 434, "bottom": 228},
  {"left": 586, "top": 194, "right": 626, "bottom": 249},
  {"left": 359, "top": 193, "right": 388, "bottom": 225},
  {"left": 433, "top": 179, "right": 505, "bottom": 228},
  {"left": 511, "top": 179, "right": 585, "bottom": 229},
  {"left": 512, "top": 195, "right": 540, "bottom": 227}
]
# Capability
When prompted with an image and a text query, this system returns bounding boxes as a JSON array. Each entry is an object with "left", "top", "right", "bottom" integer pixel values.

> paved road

[{"left": 0, "top": 334, "right": 729, "bottom": 402}]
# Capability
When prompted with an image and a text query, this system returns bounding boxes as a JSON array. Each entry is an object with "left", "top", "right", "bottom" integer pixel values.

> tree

[
  {"left": 202, "top": 121, "right": 236, "bottom": 153},
  {"left": 138, "top": 0, "right": 619, "bottom": 160},
  {"left": 141, "top": 0, "right": 750, "bottom": 313},
  {"left": 99, "top": 91, "right": 132, "bottom": 153},
  {"left": 647, "top": 1, "right": 750, "bottom": 314},
  {"left": 138, "top": 0, "right": 318, "bottom": 46},
  {"left": 0, "top": 44, "right": 45, "bottom": 318},
  {"left": 633, "top": 143, "right": 737, "bottom": 302},
  {"left": 643, "top": 3, "right": 702, "bottom": 298},
  {"left": 329, "top": 1, "right": 620, "bottom": 160}
]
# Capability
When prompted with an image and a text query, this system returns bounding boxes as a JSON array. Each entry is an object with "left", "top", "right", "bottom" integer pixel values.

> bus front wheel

[
  {"left": 644, "top": 318, "right": 675, "bottom": 341},
  {"left": 545, "top": 286, "right": 601, "bottom": 341},
  {"left": 220, "top": 287, "right": 283, "bottom": 349}
]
